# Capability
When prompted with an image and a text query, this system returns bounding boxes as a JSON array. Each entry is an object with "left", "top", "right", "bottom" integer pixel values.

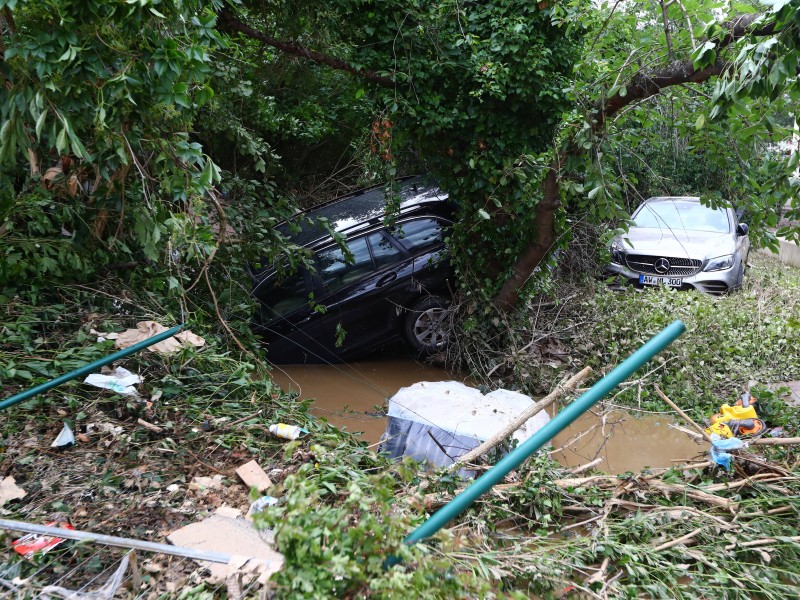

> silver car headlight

[
  {"left": 610, "top": 241, "right": 624, "bottom": 264},
  {"left": 704, "top": 254, "right": 735, "bottom": 272}
]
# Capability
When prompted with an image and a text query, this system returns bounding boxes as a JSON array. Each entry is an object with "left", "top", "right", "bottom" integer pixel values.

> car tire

[
  {"left": 403, "top": 296, "right": 450, "bottom": 354},
  {"left": 731, "top": 263, "right": 745, "bottom": 292}
]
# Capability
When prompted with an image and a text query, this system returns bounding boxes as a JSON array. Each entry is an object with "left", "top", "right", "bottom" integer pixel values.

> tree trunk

[{"left": 494, "top": 160, "right": 561, "bottom": 310}]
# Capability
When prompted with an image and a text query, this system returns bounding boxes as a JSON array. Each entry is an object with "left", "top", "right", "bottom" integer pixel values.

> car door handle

[{"left": 376, "top": 272, "right": 398, "bottom": 287}]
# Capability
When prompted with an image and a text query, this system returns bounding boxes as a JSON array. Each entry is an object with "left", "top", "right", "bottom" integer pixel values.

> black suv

[{"left": 250, "top": 176, "right": 455, "bottom": 364}]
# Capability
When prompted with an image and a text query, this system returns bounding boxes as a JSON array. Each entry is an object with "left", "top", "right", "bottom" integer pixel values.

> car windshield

[{"left": 633, "top": 200, "right": 731, "bottom": 233}]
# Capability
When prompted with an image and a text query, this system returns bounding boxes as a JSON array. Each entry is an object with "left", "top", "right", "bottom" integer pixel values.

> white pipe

[{"left": 0, "top": 519, "right": 232, "bottom": 564}]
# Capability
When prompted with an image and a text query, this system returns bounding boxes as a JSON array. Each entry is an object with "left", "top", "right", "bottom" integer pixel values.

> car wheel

[
  {"left": 404, "top": 296, "right": 450, "bottom": 353},
  {"left": 731, "top": 263, "right": 745, "bottom": 292}
]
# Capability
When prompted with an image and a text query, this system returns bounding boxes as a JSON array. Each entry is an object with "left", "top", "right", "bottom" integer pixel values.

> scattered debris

[
  {"left": 268, "top": 423, "right": 306, "bottom": 440},
  {"left": 137, "top": 418, "right": 163, "bottom": 433},
  {"left": 0, "top": 476, "right": 26, "bottom": 506},
  {"left": 235, "top": 460, "right": 273, "bottom": 493},
  {"left": 189, "top": 475, "right": 225, "bottom": 491},
  {"left": 111, "top": 321, "right": 206, "bottom": 354},
  {"left": 246, "top": 496, "right": 279, "bottom": 521},
  {"left": 40, "top": 551, "right": 130, "bottom": 600},
  {"left": 707, "top": 392, "right": 765, "bottom": 438},
  {"left": 50, "top": 423, "right": 75, "bottom": 448},
  {"left": 166, "top": 509, "right": 283, "bottom": 583},
  {"left": 83, "top": 366, "right": 141, "bottom": 397},
  {"left": 380, "top": 380, "right": 552, "bottom": 473},
  {"left": 12, "top": 521, "right": 75, "bottom": 559},
  {"left": 710, "top": 437, "right": 746, "bottom": 471}
]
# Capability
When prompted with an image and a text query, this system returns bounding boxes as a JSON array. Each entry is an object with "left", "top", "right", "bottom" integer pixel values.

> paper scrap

[
  {"left": 113, "top": 321, "right": 206, "bottom": 354},
  {"left": 0, "top": 476, "right": 26, "bottom": 506},
  {"left": 84, "top": 366, "right": 141, "bottom": 397}
]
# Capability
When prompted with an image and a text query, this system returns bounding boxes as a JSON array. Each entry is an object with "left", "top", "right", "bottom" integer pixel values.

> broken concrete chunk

[{"left": 235, "top": 460, "right": 273, "bottom": 493}]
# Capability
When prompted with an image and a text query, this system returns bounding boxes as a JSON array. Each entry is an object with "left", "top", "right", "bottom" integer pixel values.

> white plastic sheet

[{"left": 380, "top": 381, "right": 551, "bottom": 474}]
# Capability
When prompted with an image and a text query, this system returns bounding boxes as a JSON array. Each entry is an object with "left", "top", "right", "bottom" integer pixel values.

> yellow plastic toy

[
  {"left": 705, "top": 421, "right": 733, "bottom": 439},
  {"left": 710, "top": 403, "right": 758, "bottom": 424}
]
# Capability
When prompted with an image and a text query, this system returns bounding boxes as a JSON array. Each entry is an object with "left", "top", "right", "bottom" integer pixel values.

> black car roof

[{"left": 280, "top": 175, "right": 451, "bottom": 248}]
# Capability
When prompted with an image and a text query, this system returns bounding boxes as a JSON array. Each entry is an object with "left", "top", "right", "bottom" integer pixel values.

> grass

[{"left": 2, "top": 253, "right": 800, "bottom": 598}]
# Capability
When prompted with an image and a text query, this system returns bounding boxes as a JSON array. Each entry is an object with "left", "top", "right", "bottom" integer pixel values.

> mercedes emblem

[{"left": 654, "top": 257, "right": 671, "bottom": 274}]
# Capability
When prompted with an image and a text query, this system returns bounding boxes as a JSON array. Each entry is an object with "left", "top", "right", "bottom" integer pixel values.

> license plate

[{"left": 639, "top": 275, "right": 682, "bottom": 287}]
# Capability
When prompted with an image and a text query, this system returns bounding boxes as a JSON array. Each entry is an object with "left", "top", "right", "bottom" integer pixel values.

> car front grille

[{"left": 624, "top": 254, "right": 702, "bottom": 276}]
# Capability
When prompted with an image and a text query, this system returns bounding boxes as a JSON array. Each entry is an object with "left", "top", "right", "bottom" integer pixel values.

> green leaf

[
  {"left": 478, "top": 209, "right": 490, "bottom": 220},
  {"left": 695, "top": 114, "right": 705, "bottom": 130},
  {"left": 35, "top": 110, "right": 47, "bottom": 140},
  {"left": 55, "top": 127, "right": 68, "bottom": 154}
]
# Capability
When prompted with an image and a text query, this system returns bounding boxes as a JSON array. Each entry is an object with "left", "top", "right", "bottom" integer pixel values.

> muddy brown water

[{"left": 271, "top": 357, "right": 704, "bottom": 474}]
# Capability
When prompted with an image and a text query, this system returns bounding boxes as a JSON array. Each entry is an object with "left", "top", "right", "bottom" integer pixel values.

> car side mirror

[{"left": 737, "top": 223, "right": 749, "bottom": 236}]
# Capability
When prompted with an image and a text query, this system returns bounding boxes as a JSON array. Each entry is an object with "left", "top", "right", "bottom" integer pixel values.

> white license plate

[{"left": 639, "top": 275, "right": 682, "bottom": 287}]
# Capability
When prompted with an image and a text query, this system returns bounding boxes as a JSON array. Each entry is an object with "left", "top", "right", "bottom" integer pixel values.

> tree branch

[{"left": 217, "top": 9, "right": 395, "bottom": 88}]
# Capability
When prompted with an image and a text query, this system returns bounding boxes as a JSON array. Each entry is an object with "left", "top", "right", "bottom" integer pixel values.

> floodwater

[{"left": 271, "top": 357, "right": 704, "bottom": 474}]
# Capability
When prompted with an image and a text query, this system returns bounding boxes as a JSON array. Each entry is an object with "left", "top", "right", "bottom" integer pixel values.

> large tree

[
  {"left": 2, "top": 0, "right": 799, "bottom": 319},
  {"left": 219, "top": 0, "right": 800, "bottom": 309}
]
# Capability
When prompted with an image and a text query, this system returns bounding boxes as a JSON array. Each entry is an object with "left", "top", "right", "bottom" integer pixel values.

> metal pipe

[
  {"left": 0, "top": 324, "right": 185, "bottom": 412},
  {"left": 0, "top": 518, "right": 231, "bottom": 563},
  {"left": 402, "top": 319, "right": 686, "bottom": 547}
]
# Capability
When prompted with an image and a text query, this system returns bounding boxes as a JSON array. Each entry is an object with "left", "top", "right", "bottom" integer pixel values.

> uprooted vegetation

[{"left": 2, "top": 254, "right": 800, "bottom": 598}]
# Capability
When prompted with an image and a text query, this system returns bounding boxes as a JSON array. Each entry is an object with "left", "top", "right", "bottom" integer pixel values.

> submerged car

[
  {"left": 249, "top": 176, "right": 454, "bottom": 364},
  {"left": 606, "top": 196, "right": 750, "bottom": 295}
]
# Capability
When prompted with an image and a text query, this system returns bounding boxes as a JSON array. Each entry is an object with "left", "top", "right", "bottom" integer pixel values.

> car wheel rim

[{"left": 413, "top": 307, "right": 448, "bottom": 348}]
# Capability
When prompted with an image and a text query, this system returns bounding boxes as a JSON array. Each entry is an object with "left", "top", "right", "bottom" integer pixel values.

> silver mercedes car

[{"left": 606, "top": 196, "right": 750, "bottom": 295}]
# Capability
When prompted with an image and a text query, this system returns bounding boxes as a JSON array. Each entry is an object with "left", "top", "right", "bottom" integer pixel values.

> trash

[
  {"left": 40, "top": 551, "right": 130, "bottom": 600},
  {"left": 268, "top": 423, "right": 307, "bottom": 440},
  {"left": 709, "top": 395, "right": 766, "bottom": 438},
  {"left": 189, "top": 475, "right": 225, "bottom": 491},
  {"left": 380, "top": 381, "right": 551, "bottom": 475},
  {"left": 0, "top": 476, "right": 26, "bottom": 507},
  {"left": 51, "top": 423, "right": 75, "bottom": 448},
  {"left": 246, "top": 496, "right": 280, "bottom": 521},
  {"left": 12, "top": 521, "right": 75, "bottom": 559},
  {"left": 235, "top": 460, "right": 273, "bottom": 493},
  {"left": 711, "top": 402, "right": 758, "bottom": 423},
  {"left": 112, "top": 321, "right": 206, "bottom": 354},
  {"left": 166, "top": 511, "right": 283, "bottom": 583},
  {"left": 709, "top": 437, "right": 745, "bottom": 471},
  {"left": 83, "top": 366, "right": 141, "bottom": 397},
  {"left": 705, "top": 421, "right": 733, "bottom": 439}
]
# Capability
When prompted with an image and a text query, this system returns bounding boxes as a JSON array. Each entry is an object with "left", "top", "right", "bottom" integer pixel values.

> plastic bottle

[{"left": 269, "top": 423, "right": 303, "bottom": 440}]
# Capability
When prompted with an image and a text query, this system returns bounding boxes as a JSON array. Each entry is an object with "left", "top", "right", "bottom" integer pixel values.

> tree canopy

[{"left": 1, "top": 0, "right": 800, "bottom": 317}]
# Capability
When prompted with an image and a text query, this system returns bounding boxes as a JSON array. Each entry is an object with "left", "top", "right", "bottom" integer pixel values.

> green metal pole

[
  {"left": 0, "top": 324, "right": 185, "bottom": 412},
  {"left": 402, "top": 319, "right": 686, "bottom": 547}
]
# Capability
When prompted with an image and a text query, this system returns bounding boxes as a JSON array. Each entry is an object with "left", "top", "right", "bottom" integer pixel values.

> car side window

[
  {"left": 391, "top": 218, "right": 445, "bottom": 251},
  {"left": 255, "top": 270, "right": 308, "bottom": 319},
  {"left": 316, "top": 236, "right": 373, "bottom": 293},
  {"left": 367, "top": 232, "right": 404, "bottom": 268}
]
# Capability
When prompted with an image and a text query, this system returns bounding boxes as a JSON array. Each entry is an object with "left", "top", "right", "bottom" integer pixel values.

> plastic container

[{"left": 268, "top": 423, "right": 305, "bottom": 440}]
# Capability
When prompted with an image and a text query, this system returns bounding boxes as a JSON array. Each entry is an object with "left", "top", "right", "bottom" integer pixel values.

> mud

[{"left": 272, "top": 358, "right": 705, "bottom": 473}]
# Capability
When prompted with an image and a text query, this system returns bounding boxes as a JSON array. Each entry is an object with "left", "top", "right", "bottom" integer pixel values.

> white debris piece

[
  {"left": 0, "top": 477, "right": 27, "bottom": 506},
  {"left": 381, "top": 381, "right": 551, "bottom": 473},
  {"left": 83, "top": 366, "right": 141, "bottom": 397},
  {"left": 51, "top": 423, "right": 75, "bottom": 448}
]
